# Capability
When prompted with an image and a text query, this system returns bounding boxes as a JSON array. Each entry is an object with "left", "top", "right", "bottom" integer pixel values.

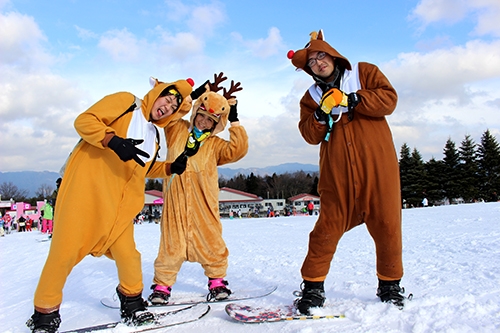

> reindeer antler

[
  {"left": 207, "top": 72, "right": 227, "bottom": 92},
  {"left": 223, "top": 80, "right": 243, "bottom": 100}
]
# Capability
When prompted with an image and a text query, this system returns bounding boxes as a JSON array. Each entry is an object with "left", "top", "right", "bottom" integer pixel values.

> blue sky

[{"left": 1, "top": 0, "right": 499, "bottom": 172}]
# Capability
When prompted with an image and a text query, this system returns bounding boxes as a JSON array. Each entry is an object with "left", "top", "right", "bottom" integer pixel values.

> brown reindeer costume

[{"left": 289, "top": 30, "right": 408, "bottom": 313}]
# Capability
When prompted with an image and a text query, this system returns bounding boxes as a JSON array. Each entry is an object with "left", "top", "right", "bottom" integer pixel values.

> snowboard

[
  {"left": 60, "top": 303, "right": 210, "bottom": 333},
  {"left": 225, "top": 303, "right": 345, "bottom": 323},
  {"left": 101, "top": 285, "right": 277, "bottom": 309}
]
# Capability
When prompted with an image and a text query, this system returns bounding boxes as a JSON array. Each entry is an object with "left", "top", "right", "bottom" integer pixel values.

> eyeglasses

[{"left": 307, "top": 52, "right": 327, "bottom": 67}]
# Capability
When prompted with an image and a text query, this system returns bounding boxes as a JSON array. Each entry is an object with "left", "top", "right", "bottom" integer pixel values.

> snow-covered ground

[{"left": 2, "top": 202, "right": 500, "bottom": 332}]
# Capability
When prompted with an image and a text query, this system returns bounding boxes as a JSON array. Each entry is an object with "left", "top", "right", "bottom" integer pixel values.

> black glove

[
  {"left": 314, "top": 107, "right": 328, "bottom": 124},
  {"left": 170, "top": 153, "right": 187, "bottom": 175},
  {"left": 228, "top": 103, "right": 239, "bottom": 123},
  {"left": 347, "top": 93, "right": 361, "bottom": 121},
  {"left": 190, "top": 80, "right": 209, "bottom": 100},
  {"left": 347, "top": 93, "right": 361, "bottom": 110},
  {"left": 108, "top": 136, "right": 150, "bottom": 167}
]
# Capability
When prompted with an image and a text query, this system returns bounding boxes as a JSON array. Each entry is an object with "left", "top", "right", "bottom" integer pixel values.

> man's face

[
  {"left": 151, "top": 94, "right": 179, "bottom": 121},
  {"left": 308, "top": 51, "right": 335, "bottom": 78}
]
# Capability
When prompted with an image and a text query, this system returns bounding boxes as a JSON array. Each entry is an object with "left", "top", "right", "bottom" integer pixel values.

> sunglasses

[{"left": 167, "top": 89, "right": 182, "bottom": 106}]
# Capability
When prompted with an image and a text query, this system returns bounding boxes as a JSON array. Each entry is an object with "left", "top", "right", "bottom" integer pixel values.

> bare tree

[
  {"left": 0, "top": 182, "right": 30, "bottom": 201},
  {"left": 35, "top": 183, "right": 54, "bottom": 199}
]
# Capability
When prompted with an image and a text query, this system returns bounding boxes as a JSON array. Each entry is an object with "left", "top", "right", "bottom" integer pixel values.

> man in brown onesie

[{"left": 288, "top": 30, "right": 409, "bottom": 314}]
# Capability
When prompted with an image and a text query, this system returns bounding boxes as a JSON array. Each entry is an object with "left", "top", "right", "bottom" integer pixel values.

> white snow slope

[{"left": 1, "top": 202, "right": 500, "bottom": 332}]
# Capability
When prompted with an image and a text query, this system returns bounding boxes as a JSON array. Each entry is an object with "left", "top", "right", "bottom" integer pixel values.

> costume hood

[
  {"left": 288, "top": 29, "right": 352, "bottom": 77},
  {"left": 142, "top": 77, "right": 194, "bottom": 128},
  {"left": 189, "top": 91, "right": 230, "bottom": 136}
]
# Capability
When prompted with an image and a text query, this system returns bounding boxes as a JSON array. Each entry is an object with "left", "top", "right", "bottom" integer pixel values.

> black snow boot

[
  {"left": 376, "top": 279, "right": 411, "bottom": 309},
  {"left": 116, "top": 287, "right": 155, "bottom": 326},
  {"left": 26, "top": 309, "right": 61, "bottom": 333},
  {"left": 293, "top": 280, "right": 326, "bottom": 315}
]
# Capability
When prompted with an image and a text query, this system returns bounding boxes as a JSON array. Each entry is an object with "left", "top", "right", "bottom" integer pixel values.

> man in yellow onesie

[
  {"left": 149, "top": 76, "right": 248, "bottom": 304},
  {"left": 26, "top": 77, "right": 193, "bottom": 332},
  {"left": 288, "top": 30, "right": 409, "bottom": 314}
]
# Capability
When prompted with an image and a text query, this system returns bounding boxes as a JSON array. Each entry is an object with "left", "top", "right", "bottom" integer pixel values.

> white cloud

[
  {"left": 411, "top": 0, "right": 468, "bottom": 26},
  {"left": 411, "top": 0, "right": 500, "bottom": 37},
  {"left": 231, "top": 27, "right": 285, "bottom": 58},
  {"left": 164, "top": 0, "right": 191, "bottom": 22},
  {"left": 75, "top": 25, "right": 98, "bottom": 40},
  {"left": 0, "top": 9, "right": 92, "bottom": 172},
  {"left": 383, "top": 37, "right": 500, "bottom": 161},
  {"left": 98, "top": 28, "right": 144, "bottom": 62},
  {"left": 187, "top": 2, "right": 226, "bottom": 37},
  {"left": 156, "top": 29, "right": 205, "bottom": 59},
  {"left": 0, "top": 11, "right": 52, "bottom": 70},
  {"left": 471, "top": 0, "right": 500, "bottom": 37},
  {"left": 0, "top": 64, "right": 93, "bottom": 168},
  {"left": 384, "top": 39, "right": 500, "bottom": 100}
]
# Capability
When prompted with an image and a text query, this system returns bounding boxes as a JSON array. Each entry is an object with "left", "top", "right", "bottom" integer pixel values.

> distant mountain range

[
  {"left": 218, "top": 163, "right": 318, "bottom": 179},
  {"left": 0, "top": 163, "right": 318, "bottom": 197}
]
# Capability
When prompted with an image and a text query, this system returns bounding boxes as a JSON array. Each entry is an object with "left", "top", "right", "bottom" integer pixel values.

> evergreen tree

[
  {"left": 399, "top": 143, "right": 412, "bottom": 206},
  {"left": 145, "top": 179, "right": 162, "bottom": 191},
  {"left": 442, "top": 138, "right": 461, "bottom": 202},
  {"left": 424, "top": 157, "right": 445, "bottom": 204},
  {"left": 405, "top": 148, "right": 426, "bottom": 207},
  {"left": 245, "top": 172, "right": 260, "bottom": 195},
  {"left": 309, "top": 176, "right": 319, "bottom": 197},
  {"left": 477, "top": 129, "right": 500, "bottom": 201},
  {"left": 458, "top": 134, "right": 479, "bottom": 202}
]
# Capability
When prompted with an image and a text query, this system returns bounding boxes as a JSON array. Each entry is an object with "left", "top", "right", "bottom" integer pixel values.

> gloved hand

[
  {"left": 314, "top": 107, "right": 328, "bottom": 123},
  {"left": 319, "top": 88, "right": 348, "bottom": 114},
  {"left": 228, "top": 103, "right": 239, "bottom": 123},
  {"left": 190, "top": 80, "right": 209, "bottom": 100},
  {"left": 347, "top": 92, "right": 361, "bottom": 110},
  {"left": 184, "top": 130, "right": 211, "bottom": 157},
  {"left": 170, "top": 153, "right": 188, "bottom": 175},
  {"left": 108, "top": 136, "right": 150, "bottom": 167}
]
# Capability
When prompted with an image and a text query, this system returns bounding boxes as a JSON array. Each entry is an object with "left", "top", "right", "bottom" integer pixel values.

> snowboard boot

[
  {"left": 116, "top": 287, "right": 154, "bottom": 326},
  {"left": 207, "top": 278, "right": 232, "bottom": 301},
  {"left": 293, "top": 280, "right": 326, "bottom": 315},
  {"left": 148, "top": 284, "right": 172, "bottom": 305},
  {"left": 26, "top": 309, "right": 61, "bottom": 333},
  {"left": 376, "top": 279, "right": 410, "bottom": 309}
]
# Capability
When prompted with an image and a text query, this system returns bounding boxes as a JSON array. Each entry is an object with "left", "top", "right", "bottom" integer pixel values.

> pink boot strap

[
  {"left": 154, "top": 285, "right": 171, "bottom": 294},
  {"left": 208, "top": 278, "right": 226, "bottom": 289}
]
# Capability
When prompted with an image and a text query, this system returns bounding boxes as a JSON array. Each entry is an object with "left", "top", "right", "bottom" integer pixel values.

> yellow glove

[{"left": 319, "top": 88, "right": 348, "bottom": 114}]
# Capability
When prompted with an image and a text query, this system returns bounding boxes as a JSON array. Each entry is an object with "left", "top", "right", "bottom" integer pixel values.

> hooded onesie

[
  {"left": 153, "top": 91, "right": 248, "bottom": 287},
  {"left": 290, "top": 30, "right": 403, "bottom": 282},
  {"left": 33, "top": 78, "right": 193, "bottom": 312}
]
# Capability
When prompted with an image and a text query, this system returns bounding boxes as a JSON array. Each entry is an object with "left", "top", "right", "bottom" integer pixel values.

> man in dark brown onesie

[{"left": 288, "top": 30, "right": 409, "bottom": 314}]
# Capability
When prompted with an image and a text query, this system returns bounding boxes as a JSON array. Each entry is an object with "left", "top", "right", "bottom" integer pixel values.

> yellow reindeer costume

[
  {"left": 151, "top": 76, "right": 248, "bottom": 301},
  {"left": 28, "top": 78, "right": 193, "bottom": 331}
]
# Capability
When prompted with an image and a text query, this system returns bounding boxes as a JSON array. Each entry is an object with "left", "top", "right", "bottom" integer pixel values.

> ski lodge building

[
  {"left": 288, "top": 193, "right": 320, "bottom": 214},
  {"left": 142, "top": 188, "right": 320, "bottom": 217}
]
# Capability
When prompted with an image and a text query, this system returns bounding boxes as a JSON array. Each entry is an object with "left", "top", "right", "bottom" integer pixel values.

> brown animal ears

[
  {"left": 309, "top": 29, "right": 324, "bottom": 41},
  {"left": 287, "top": 29, "right": 324, "bottom": 59}
]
